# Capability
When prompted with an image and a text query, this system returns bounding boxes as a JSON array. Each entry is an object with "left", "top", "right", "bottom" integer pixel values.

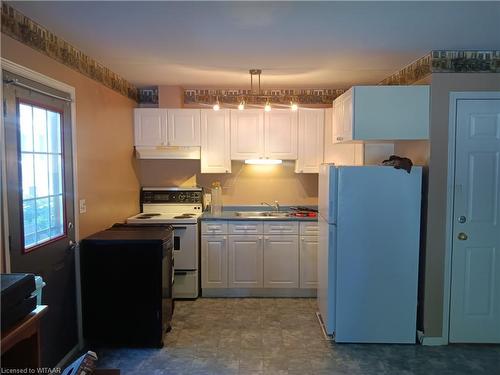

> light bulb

[
  {"left": 291, "top": 102, "right": 298, "bottom": 111},
  {"left": 264, "top": 100, "right": 271, "bottom": 112},
  {"left": 238, "top": 100, "right": 245, "bottom": 110},
  {"left": 213, "top": 101, "right": 220, "bottom": 111}
]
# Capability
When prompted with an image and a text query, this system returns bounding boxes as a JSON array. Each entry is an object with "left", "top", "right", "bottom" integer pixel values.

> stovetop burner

[
  {"left": 136, "top": 213, "right": 162, "bottom": 219},
  {"left": 173, "top": 213, "right": 196, "bottom": 219}
]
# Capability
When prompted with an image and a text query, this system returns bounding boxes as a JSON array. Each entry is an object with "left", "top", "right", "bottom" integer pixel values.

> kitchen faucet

[{"left": 261, "top": 200, "right": 280, "bottom": 212}]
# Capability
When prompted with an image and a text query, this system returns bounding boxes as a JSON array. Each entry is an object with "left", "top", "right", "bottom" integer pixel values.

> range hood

[{"left": 135, "top": 146, "right": 201, "bottom": 160}]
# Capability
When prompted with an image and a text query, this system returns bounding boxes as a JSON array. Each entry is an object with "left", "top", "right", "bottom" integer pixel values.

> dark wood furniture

[{"left": 1, "top": 305, "right": 48, "bottom": 369}]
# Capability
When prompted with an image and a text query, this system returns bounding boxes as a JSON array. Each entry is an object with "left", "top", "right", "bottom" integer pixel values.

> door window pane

[
  {"left": 19, "top": 101, "right": 65, "bottom": 251},
  {"left": 21, "top": 153, "right": 35, "bottom": 199},
  {"left": 47, "top": 111, "right": 61, "bottom": 153},
  {"left": 19, "top": 104, "right": 33, "bottom": 152},
  {"left": 33, "top": 107, "right": 48, "bottom": 152}
]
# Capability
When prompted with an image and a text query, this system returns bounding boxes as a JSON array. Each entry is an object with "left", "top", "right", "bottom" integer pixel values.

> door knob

[
  {"left": 69, "top": 240, "right": 77, "bottom": 251},
  {"left": 458, "top": 216, "right": 467, "bottom": 224},
  {"left": 457, "top": 232, "right": 468, "bottom": 241}
]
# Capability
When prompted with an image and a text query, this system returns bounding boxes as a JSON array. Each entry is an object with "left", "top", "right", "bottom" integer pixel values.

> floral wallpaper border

[
  {"left": 1, "top": 3, "right": 138, "bottom": 101},
  {"left": 380, "top": 50, "right": 500, "bottom": 85}
]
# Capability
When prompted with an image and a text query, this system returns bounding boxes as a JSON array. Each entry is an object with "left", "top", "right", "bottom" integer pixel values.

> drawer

[
  {"left": 228, "top": 221, "right": 263, "bottom": 235},
  {"left": 173, "top": 270, "right": 198, "bottom": 299},
  {"left": 300, "top": 222, "right": 319, "bottom": 236},
  {"left": 202, "top": 221, "right": 228, "bottom": 235},
  {"left": 264, "top": 221, "right": 299, "bottom": 235}
]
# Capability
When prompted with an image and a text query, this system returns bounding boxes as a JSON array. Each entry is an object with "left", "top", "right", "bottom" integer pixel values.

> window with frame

[{"left": 19, "top": 101, "right": 65, "bottom": 251}]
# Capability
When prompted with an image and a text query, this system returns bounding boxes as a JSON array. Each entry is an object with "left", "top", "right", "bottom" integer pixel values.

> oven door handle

[{"left": 172, "top": 226, "right": 188, "bottom": 230}]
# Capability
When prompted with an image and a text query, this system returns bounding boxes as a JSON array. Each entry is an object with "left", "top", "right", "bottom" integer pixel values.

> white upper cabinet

[
  {"left": 324, "top": 107, "right": 364, "bottom": 166},
  {"left": 332, "top": 85, "right": 430, "bottom": 143},
  {"left": 264, "top": 110, "right": 298, "bottom": 160},
  {"left": 134, "top": 108, "right": 168, "bottom": 146},
  {"left": 201, "top": 109, "right": 231, "bottom": 173},
  {"left": 295, "top": 109, "right": 325, "bottom": 173},
  {"left": 167, "top": 109, "right": 201, "bottom": 146},
  {"left": 230, "top": 109, "right": 265, "bottom": 160}
]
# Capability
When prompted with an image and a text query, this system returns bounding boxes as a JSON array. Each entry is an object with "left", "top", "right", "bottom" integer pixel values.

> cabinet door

[
  {"left": 201, "top": 235, "right": 228, "bottom": 288},
  {"left": 341, "top": 89, "right": 353, "bottom": 141},
  {"left": 134, "top": 108, "right": 167, "bottom": 146},
  {"left": 264, "top": 110, "right": 298, "bottom": 159},
  {"left": 230, "top": 110, "right": 264, "bottom": 160},
  {"left": 263, "top": 235, "right": 299, "bottom": 288},
  {"left": 332, "top": 89, "right": 353, "bottom": 143},
  {"left": 295, "top": 109, "right": 325, "bottom": 173},
  {"left": 201, "top": 109, "right": 231, "bottom": 173},
  {"left": 167, "top": 109, "right": 201, "bottom": 146},
  {"left": 228, "top": 235, "right": 263, "bottom": 288},
  {"left": 300, "top": 235, "right": 318, "bottom": 288}
]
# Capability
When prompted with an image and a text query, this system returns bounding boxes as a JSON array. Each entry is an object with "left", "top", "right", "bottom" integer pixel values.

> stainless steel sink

[{"left": 235, "top": 211, "right": 290, "bottom": 218}]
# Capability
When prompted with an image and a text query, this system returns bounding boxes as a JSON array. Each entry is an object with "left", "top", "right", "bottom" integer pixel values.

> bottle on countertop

[{"left": 211, "top": 181, "right": 223, "bottom": 216}]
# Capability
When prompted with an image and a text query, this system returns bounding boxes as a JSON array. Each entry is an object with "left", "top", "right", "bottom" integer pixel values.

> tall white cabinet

[
  {"left": 200, "top": 109, "right": 231, "bottom": 173},
  {"left": 230, "top": 109, "right": 265, "bottom": 160},
  {"left": 295, "top": 109, "right": 325, "bottom": 173},
  {"left": 264, "top": 110, "right": 298, "bottom": 160}
]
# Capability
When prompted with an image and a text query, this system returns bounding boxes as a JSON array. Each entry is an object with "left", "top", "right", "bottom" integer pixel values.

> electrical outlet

[{"left": 79, "top": 199, "right": 87, "bottom": 214}]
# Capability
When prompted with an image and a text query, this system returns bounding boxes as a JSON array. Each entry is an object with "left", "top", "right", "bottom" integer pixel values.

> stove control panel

[{"left": 141, "top": 189, "right": 203, "bottom": 204}]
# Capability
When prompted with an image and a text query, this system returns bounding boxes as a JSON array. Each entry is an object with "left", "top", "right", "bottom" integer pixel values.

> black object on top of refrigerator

[{"left": 79, "top": 225, "right": 173, "bottom": 347}]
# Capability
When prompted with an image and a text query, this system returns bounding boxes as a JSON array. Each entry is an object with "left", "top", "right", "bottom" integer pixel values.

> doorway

[
  {"left": 448, "top": 93, "right": 500, "bottom": 343},
  {"left": 2, "top": 70, "right": 79, "bottom": 365}
]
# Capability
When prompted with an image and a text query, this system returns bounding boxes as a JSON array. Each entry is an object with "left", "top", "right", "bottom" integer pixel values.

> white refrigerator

[{"left": 318, "top": 165, "right": 422, "bottom": 343}]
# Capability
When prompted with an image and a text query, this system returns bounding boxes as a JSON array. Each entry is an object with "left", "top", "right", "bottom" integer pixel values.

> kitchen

[{"left": 1, "top": 1, "right": 500, "bottom": 374}]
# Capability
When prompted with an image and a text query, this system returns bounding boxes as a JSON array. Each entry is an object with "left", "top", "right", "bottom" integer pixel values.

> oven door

[{"left": 171, "top": 224, "right": 198, "bottom": 270}]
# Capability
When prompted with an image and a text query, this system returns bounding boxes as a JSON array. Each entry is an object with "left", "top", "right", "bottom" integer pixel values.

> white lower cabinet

[
  {"left": 228, "top": 235, "right": 263, "bottom": 288},
  {"left": 201, "top": 235, "right": 227, "bottom": 288},
  {"left": 263, "top": 235, "right": 299, "bottom": 288},
  {"left": 300, "top": 236, "right": 318, "bottom": 288},
  {"left": 201, "top": 220, "right": 318, "bottom": 296}
]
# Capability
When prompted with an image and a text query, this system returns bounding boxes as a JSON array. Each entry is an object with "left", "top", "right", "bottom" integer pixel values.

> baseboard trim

[{"left": 202, "top": 288, "right": 317, "bottom": 298}]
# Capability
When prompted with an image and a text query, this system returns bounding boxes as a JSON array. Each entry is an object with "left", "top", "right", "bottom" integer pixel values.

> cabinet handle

[
  {"left": 225, "top": 170, "right": 229, "bottom": 173},
  {"left": 301, "top": 237, "right": 305, "bottom": 241},
  {"left": 264, "top": 236, "right": 269, "bottom": 240},
  {"left": 223, "top": 236, "right": 227, "bottom": 240},
  {"left": 266, "top": 156, "right": 269, "bottom": 159},
  {"left": 336, "top": 136, "right": 343, "bottom": 141}
]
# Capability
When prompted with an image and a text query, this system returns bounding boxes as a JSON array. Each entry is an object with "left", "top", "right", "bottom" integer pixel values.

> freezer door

[
  {"left": 318, "top": 164, "right": 337, "bottom": 224},
  {"left": 317, "top": 217, "right": 336, "bottom": 336}
]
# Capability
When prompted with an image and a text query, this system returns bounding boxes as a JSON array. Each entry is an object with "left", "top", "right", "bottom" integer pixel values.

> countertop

[{"left": 200, "top": 206, "right": 318, "bottom": 221}]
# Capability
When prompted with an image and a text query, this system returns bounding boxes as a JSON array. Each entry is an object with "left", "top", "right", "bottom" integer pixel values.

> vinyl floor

[{"left": 96, "top": 298, "right": 500, "bottom": 375}]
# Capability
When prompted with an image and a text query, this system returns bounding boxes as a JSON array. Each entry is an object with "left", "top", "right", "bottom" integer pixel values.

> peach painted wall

[
  {"left": 139, "top": 159, "right": 318, "bottom": 205},
  {"left": 2, "top": 34, "right": 140, "bottom": 239}
]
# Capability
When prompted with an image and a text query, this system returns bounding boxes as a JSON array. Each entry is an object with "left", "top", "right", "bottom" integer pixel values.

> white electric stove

[{"left": 126, "top": 187, "right": 203, "bottom": 299}]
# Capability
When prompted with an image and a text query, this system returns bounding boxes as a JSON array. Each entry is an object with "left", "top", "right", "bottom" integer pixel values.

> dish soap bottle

[{"left": 211, "top": 181, "right": 223, "bottom": 216}]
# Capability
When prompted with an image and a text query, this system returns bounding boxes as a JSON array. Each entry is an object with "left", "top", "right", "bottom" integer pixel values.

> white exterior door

[
  {"left": 228, "top": 235, "right": 263, "bottom": 288},
  {"left": 201, "top": 235, "right": 228, "bottom": 288},
  {"left": 263, "top": 235, "right": 299, "bottom": 288},
  {"left": 134, "top": 108, "right": 167, "bottom": 146},
  {"left": 200, "top": 109, "right": 231, "bottom": 173},
  {"left": 300, "top": 235, "right": 318, "bottom": 288},
  {"left": 264, "top": 110, "right": 298, "bottom": 159},
  {"left": 167, "top": 109, "right": 200, "bottom": 146},
  {"left": 295, "top": 109, "right": 324, "bottom": 173},
  {"left": 230, "top": 110, "right": 264, "bottom": 160},
  {"left": 449, "top": 97, "right": 500, "bottom": 343}
]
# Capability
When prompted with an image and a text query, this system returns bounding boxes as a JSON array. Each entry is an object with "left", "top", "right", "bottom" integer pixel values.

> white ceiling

[{"left": 9, "top": 1, "right": 500, "bottom": 88}]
